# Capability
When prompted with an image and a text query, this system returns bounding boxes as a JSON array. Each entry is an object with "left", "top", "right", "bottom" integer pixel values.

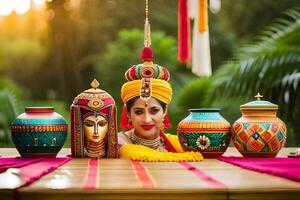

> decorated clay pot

[
  {"left": 232, "top": 93, "right": 286, "bottom": 158},
  {"left": 11, "top": 107, "right": 68, "bottom": 157},
  {"left": 177, "top": 108, "right": 231, "bottom": 158}
]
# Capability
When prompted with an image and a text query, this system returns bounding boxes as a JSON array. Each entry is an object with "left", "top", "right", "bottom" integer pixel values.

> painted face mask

[{"left": 71, "top": 79, "right": 117, "bottom": 158}]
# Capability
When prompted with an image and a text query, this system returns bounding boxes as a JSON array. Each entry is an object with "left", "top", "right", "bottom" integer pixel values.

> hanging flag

[
  {"left": 178, "top": 0, "right": 212, "bottom": 76},
  {"left": 189, "top": 0, "right": 211, "bottom": 76},
  {"left": 178, "top": 0, "right": 190, "bottom": 63},
  {"left": 198, "top": 0, "right": 208, "bottom": 32}
]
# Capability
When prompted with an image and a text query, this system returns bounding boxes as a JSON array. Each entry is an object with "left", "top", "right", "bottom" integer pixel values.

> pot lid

[{"left": 240, "top": 93, "right": 278, "bottom": 111}]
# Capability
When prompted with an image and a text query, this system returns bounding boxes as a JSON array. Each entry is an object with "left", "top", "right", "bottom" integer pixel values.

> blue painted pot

[
  {"left": 177, "top": 109, "right": 231, "bottom": 158},
  {"left": 11, "top": 107, "right": 68, "bottom": 157}
]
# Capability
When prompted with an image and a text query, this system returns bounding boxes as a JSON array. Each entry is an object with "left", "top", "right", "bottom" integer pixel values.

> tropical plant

[
  {"left": 214, "top": 7, "right": 300, "bottom": 145},
  {"left": 0, "top": 78, "right": 23, "bottom": 147},
  {"left": 0, "top": 90, "right": 20, "bottom": 147},
  {"left": 217, "top": 8, "right": 300, "bottom": 99}
]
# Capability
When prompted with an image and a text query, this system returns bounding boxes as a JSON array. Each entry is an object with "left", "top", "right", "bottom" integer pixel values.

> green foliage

[
  {"left": 220, "top": 0, "right": 300, "bottom": 40},
  {"left": 213, "top": 8, "right": 300, "bottom": 145},
  {"left": 0, "top": 75, "right": 22, "bottom": 147},
  {"left": 0, "top": 38, "right": 47, "bottom": 80},
  {"left": 216, "top": 8, "right": 300, "bottom": 113},
  {"left": 0, "top": 77, "right": 23, "bottom": 100},
  {"left": 176, "top": 78, "right": 214, "bottom": 109},
  {"left": 0, "top": 78, "right": 23, "bottom": 147},
  {"left": 0, "top": 90, "right": 20, "bottom": 147}
]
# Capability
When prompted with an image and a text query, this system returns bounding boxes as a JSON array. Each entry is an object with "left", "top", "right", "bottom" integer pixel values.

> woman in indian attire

[{"left": 118, "top": 47, "right": 202, "bottom": 161}]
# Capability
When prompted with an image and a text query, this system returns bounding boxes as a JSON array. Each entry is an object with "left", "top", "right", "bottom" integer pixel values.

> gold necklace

[
  {"left": 130, "top": 130, "right": 167, "bottom": 152},
  {"left": 84, "top": 139, "right": 105, "bottom": 158}
]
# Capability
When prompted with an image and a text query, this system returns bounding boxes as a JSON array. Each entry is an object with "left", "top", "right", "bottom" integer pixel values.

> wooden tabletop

[{"left": 1, "top": 147, "right": 300, "bottom": 200}]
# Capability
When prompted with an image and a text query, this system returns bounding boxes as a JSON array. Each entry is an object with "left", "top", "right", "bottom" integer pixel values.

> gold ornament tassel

[
  {"left": 144, "top": 0, "right": 151, "bottom": 47},
  {"left": 144, "top": 19, "right": 151, "bottom": 47}
]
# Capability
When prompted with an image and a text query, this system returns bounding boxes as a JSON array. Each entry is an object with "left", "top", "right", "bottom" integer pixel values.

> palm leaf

[
  {"left": 216, "top": 8, "right": 300, "bottom": 111},
  {"left": 213, "top": 7, "right": 300, "bottom": 145}
]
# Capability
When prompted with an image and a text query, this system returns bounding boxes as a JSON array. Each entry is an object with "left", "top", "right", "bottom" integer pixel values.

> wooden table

[{"left": 1, "top": 147, "right": 300, "bottom": 200}]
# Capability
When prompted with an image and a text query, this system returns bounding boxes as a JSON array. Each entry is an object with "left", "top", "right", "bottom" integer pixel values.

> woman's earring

[{"left": 160, "top": 124, "right": 165, "bottom": 131}]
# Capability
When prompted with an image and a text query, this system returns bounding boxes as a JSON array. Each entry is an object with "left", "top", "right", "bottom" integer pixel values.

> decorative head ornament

[
  {"left": 120, "top": 0, "right": 172, "bottom": 130},
  {"left": 71, "top": 79, "right": 117, "bottom": 158}
]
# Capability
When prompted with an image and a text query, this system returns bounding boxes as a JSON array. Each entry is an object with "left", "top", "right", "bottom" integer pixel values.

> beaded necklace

[{"left": 128, "top": 129, "right": 167, "bottom": 152}]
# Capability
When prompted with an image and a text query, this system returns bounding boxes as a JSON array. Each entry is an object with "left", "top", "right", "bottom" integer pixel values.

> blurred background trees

[{"left": 0, "top": 0, "right": 299, "bottom": 147}]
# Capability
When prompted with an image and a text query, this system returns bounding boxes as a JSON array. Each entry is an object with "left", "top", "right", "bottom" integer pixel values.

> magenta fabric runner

[
  {"left": 81, "top": 159, "right": 99, "bottom": 189},
  {"left": 132, "top": 161, "right": 155, "bottom": 188},
  {"left": 15, "top": 157, "right": 72, "bottom": 189},
  {"left": 218, "top": 156, "right": 300, "bottom": 182},
  {"left": 0, "top": 157, "right": 72, "bottom": 190},
  {"left": 179, "top": 162, "right": 226, "bottom": 188},
  {"left": 0, "top": 157, "right": 44, "bottom": 173}
]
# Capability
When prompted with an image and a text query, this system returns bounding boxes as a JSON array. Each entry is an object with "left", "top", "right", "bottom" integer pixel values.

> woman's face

[
  {"left": 128, "top": 97, "right": 166, "bottom": 140},
  {"left": 83, "top": 115, "right": 108, "bottom": 143}
]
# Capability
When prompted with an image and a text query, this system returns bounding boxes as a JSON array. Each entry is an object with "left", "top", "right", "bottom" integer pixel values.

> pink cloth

[
  {"left": 0, "top": 158, "right": 43, "bottom": 173},
  {"left": 132, "top": 161, "right": 155, "bottom": 188},
  {"left": 81, "top": 159, "right": 99, "bottom": 189},
  {"left": 16, "top": 157, "right": 72, "bottom": 189},
  {"left": 179, "top": 162, "right": 226, "bottom": 188},
  {"left": 218, "top": 156, "right": 300, "bottom": 182},
  {"left": 0, "top": 157, "right": 72, "bottom": 190}
]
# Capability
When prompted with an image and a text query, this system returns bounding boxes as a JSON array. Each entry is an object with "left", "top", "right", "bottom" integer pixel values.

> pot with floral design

[
  {"left": 11, "top": 107, "right": 68, "bottom": 157},
  {"left": 232, "top": 93, "right": 286, "bottom": 158},
  {"left": 177, "top": 108, "right": 231, "bottom": 158}
]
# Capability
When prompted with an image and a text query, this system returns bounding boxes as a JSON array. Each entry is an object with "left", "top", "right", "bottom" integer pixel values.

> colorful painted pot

[
  {"left": 177, "top": 109, "right": 231, "bottom": 158},
  {"left": 11, "top": 107, "right": 68, "bottom": 157},
  {"left": 232, "top": 93, "right": 287, "bottom": 158}
]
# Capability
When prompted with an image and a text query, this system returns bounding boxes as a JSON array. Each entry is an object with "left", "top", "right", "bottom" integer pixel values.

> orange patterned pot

[
  {"left": 232, "top": 93, "right": 287, "bottom": 158},
  {"left": 177, "top": 109, "right": 231, "bottom": 158}
]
